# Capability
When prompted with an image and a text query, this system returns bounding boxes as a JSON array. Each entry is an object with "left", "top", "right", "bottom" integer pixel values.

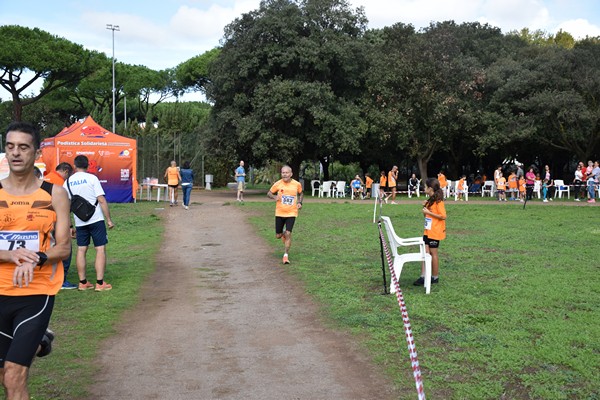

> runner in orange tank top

[
  {"left": 0, "top": 122, "right": 71, "bottom": 398},
  {"left": 267, "top": 165, "right": 303, "bottom": 265}
]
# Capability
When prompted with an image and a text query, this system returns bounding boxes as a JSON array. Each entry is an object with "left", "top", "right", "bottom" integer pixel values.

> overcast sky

[{"left": 2, "top": 0, "right": 600, "bottom": 100}]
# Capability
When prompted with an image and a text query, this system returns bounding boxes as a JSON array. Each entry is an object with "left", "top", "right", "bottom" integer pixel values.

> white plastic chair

[
  {"left": 454, "top": 180, "right": 469, "bottom": 201},
  {"left": 407, "top": 179, "right": 421, "bottom": 198},
  {"left": 533, "top": 180, "right": 541, "bottom": 199},
  {"left": 554, "top": 179, "right": 570, "bottom": 199},
  {"left": 319, "top": 181, "right": 334, "bottom": 198},
  {"left": 444, "top": 180, "right": 452, "bottom": 198},
  {"left": 335, "top": 181, "right": 347, "bottom": 198},
  {"left": 380, "top": 216, "right": 432, "bottom": 294},
  {"left": 311, "top": 180, "right": 321, "bottom": 196},
  {"left": 481, "top": 180, "right": 495, "bottom": 197}
]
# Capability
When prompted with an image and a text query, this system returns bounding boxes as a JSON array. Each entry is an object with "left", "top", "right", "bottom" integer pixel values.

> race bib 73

[{"left": 0, "top": 231, "right": 40, "bottom": 251}]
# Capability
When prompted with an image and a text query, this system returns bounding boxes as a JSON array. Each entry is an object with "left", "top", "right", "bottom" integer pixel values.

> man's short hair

[
  {"left": 74, "top": 155, "right": 89, "bottom": 169},
  {"left": 56, "top": 162, "right": 73, "bottom": 175},
  {"left": 5, "top": 121, "right": 41, "bottom": 150}
]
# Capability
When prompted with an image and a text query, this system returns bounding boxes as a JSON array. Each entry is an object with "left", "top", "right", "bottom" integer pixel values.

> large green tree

[
  {"left": 366, "top": 21, "right": 513, "bottom": 180},
  {"left": 205, "top": 0, "right": 369, "bottom": 177},
  {"left": 486, "top": 38, "right": 600, "bottom": 172},
  {"left": 0, "top": 25, "right": 105, "bottom": 121}
]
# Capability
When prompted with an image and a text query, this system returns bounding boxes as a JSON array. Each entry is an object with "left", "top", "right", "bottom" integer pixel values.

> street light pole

[{"left": 106, "top": 24, "right": 120, "bottom": 133}]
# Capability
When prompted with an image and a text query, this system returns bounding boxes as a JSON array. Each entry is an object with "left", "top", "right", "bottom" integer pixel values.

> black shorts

[
  {"left": 423, "top": 235, "right": 440, "bottom": 249},
  {"left": 76, "top": 220, "right": 108, "bottom": 247},
  {"left": 275, "top": 217, "right": 296, "bottom": 234},
  {"left": 0, "top": 295, "right": 55, "bottom": 367}
]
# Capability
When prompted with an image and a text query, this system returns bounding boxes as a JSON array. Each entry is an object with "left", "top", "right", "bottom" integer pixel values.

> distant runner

[{"left": 267, "top": 165, "right": 303, "bottom": 264}]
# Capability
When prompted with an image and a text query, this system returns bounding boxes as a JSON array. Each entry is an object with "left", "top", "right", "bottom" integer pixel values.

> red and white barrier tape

[{"left": 378, "top": 222, "right": 426, "bottom": 400}]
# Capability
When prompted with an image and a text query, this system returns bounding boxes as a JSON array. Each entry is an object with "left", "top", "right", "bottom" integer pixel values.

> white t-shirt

[{"left": 64, "top": 171, "right": 106, "bottom": 226}]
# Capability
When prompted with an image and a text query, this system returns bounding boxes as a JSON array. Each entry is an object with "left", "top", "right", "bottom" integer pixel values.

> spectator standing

[
  {"left": 388, "top": 166, "right": 399, "bottom": 204},
  {"left": 542, "top": 179, "right": 554, "bottom": 202},
  {"left": 364, "top": 173, "right": 373, "bottom": 199},
  {"left": 379, "top": 171, "right": 388, "bottom": 202},
  {"left": 164, "top": 161, "right": 181, "bottom": 207},
  {"left": 587, "top": 161, "right": 600, "bottom": 204},
  {"left": 497, "top": 173, "right": 507, "bottom": 201},
  {"left": 235, "top": 160, "right": 246, "bottom": 202},
  {"left": 44, "top": 162, "right": 77, "bottom": 289},
  {"left": 0, "top": 122, "right": 71, "bottom": 398},
  {"left": 437, "top": 170, "right": 448, "bottom": 198},
  {"left": 414, "top": 177, "right": 446, "bottom": 286},
  {"left": 516, "top": 163, "right": 524, "bottom": 180},
  {"left": 525, "top": 166, "right": 536, "bottom": 201},
  {"left": 518, "top": 176, "right": 526, "bottom": 202},
  {"left": 267, "top": 165, "right": 303, "bottom": 264},
  {"left": 65, "top": 155, "right": 115, "bottom": 292},
  {"left": 507, "top": 171, "right": 517, "bottom": 200},
  {"left": 180, "top": 161, "right": 194, "bottom": 210},
  {"left": 494, "top": 165, "right": 503, "bottom": 200},
  {"left": 543, "top": 165, "right": 554, "bottom": 200},
  {"left": 456, "top": 174, "right": 467, "bottom": 201}
]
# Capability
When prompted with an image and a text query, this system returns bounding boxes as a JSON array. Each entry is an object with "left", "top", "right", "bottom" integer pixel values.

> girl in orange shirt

[
  {"left": 414, "top": 177, "right": 446, "bottom": 286},
  {"left": 379, "top": 171, "right": 387, "bottom": 201}
]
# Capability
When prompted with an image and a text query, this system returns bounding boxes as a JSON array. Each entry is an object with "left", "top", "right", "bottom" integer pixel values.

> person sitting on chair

[
  {"left": 351, "top": 175, "right": 364, "bottom": 199},
  {"left": 408, "top": 173, "right": 419, "bottom": 196}
]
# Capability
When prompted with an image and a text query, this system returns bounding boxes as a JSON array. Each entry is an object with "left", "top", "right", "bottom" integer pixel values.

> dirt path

[{"left": 91, "top": 191, "right": 397, "bottom": 399}]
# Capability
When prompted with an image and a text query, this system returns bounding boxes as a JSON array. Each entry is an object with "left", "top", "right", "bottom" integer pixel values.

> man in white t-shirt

[{"left": 64, "top": 155, "right": 115, "bottom": 291}]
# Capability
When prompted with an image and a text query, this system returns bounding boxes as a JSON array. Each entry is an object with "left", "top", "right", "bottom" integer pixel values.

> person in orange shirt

[
  {"left": 507, "top": 171, "right": 518, "bottom": 200},
  {"left": 43, "top": 163, "right": 77, "bottom": 290},
  {"left": 267, "top": 165, "right": 303, "bottom": 264},
  {"left": 437, "top": 170, "right": 448, "bottom": 198},
  {"left": 0, "top": 122, "right": 71, "bottom": 399},
  {"left": 414, "top": 177, "right": 446, "bottom": 286},
  {"left": 43, "top": 163, "right": 72, "bottom": 186},
  {"left": 379, "top": 170, "right": 387, "bottom": 201},
  {"left": 164, "top": 160, "right": 181, "bottom": 207},
  {"left": 387, "top": 166, "right": 399, "bottom": 204},
  {"left": 456, "top": 174, "right": 466, "bottom": 201},
  {"left": 518, "top": 176, "right": 526, "bottom": 202},
  {"left": 497, "top": 174, "right": 507, "bottom": 201},
  {"left": 364, "top": 173, "right": 373, "bottom": 199}
]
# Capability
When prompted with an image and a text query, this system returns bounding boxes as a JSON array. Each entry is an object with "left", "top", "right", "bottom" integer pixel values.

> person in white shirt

[{"left": 64, "top": 155, "right": 115, "bottom": 291}]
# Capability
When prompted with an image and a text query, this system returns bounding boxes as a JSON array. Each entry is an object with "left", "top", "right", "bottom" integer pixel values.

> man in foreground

[
  {"left": 0, "top": 122, "right": 71, "bottom": 399},
  {"left": 267, "top": 165, "right": 303, "bottom": 264},
  {"left": 65, "top": 155, "right": 115, "bottom": 291}
]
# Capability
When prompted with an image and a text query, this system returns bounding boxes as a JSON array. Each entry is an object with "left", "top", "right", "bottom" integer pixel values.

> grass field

[
  {"left": 27, "top": 196, "right": 600, "bottom": 399},
  {"left": 244, "top": 198, "right": 600, "bottom": 399}
]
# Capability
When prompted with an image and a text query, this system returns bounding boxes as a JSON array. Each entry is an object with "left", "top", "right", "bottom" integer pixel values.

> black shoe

[
  {"left": 413, "top": 276, "right": 425, "bottom": 286},
  {"left": 431, "top": 277, "right": 439, "bottom": 284},
  {"left": 37, "top": 329, "right": 54, "bottom": 358}
]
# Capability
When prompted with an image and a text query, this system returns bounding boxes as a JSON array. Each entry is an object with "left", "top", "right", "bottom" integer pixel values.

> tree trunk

[
  {"left": 417, "top": 157, "right": 428, "bottom": 183},
  {"left": 12, "top": 96, "right": 23, "bottom": 121}
]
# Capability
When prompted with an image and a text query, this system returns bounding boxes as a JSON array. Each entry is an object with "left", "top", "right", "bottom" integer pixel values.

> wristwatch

[{"left": 36, "top": 252, "right": 48, "bottom": 266}]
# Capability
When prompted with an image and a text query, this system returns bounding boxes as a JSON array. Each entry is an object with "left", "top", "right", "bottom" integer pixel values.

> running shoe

[
  {"left": 37, "top": 329, "right": 54, "bottom": 358},
  {"left": 588, "top": 199, "right": 596, "bottom": 203},
  {"left": 78, "top": 281, "right": 94, "bottom": 291},
  {"left": 282, "top": 255, "right": 290, "bottom": 264},
  {"left": 95, "top": 282, "right": 113, "bottom": 292},
  {"left": 61, "top": 281, "right": 77, "bottom": 290}
]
